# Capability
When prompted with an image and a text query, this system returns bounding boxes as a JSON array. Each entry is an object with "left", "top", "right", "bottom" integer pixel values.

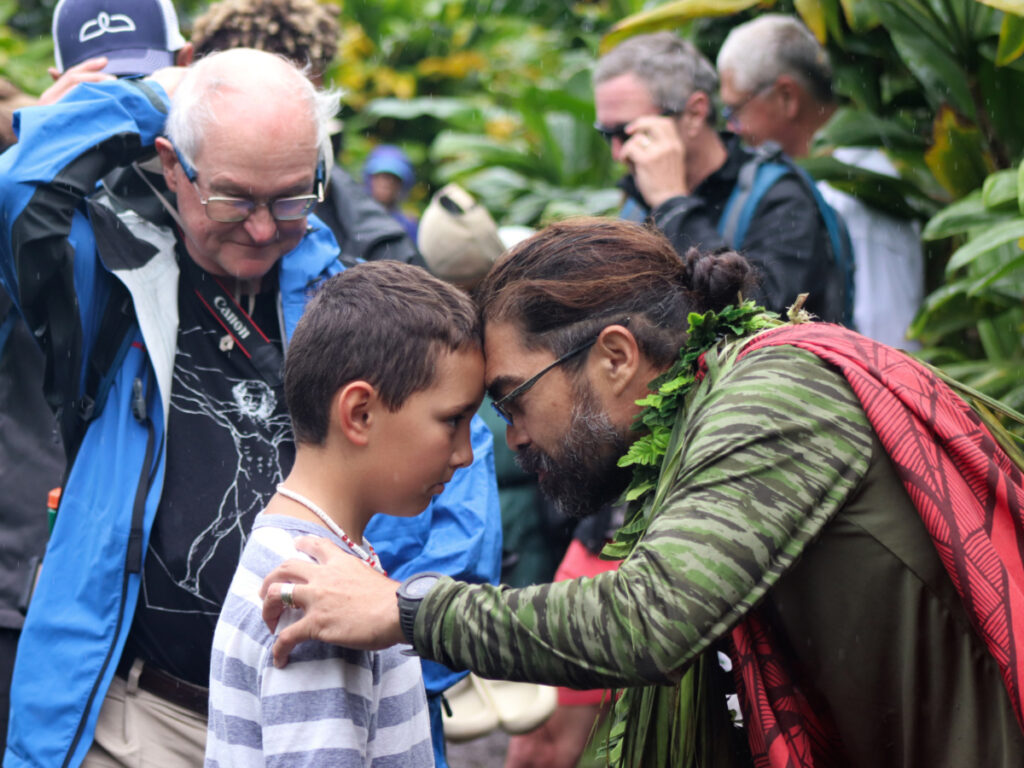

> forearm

[
  {"left": 414, "top": 347, "right": 874, "bottom": 690},
  {"left": 415, "top": 571, "right": 669, "bottom": 689}
]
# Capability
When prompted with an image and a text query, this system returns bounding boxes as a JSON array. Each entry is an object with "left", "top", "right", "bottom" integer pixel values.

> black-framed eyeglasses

[
  {"left": 172, "top": 143, "right": 323, "bottom": 223},
  {"left": 593, "top": 110, "right": 680, "bottom": 146},
  {"left": 490, "top": 317, "right": 630, "bottom": 427},
  {"left": 721, "top": 82, "right": 775, "bottom": 129}
]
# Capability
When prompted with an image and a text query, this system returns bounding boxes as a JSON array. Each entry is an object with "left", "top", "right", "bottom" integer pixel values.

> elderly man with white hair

[
  {"left": 717, "top": 14, "right": 924, "bottom": 349},
  {"left": 0, "top": 49, "right": 340, "bottom": 768},
  {"left": 0, "top": 48, "right": 501, "bottom": 768}
]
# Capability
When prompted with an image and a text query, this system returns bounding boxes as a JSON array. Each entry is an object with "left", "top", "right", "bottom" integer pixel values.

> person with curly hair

[{"left": 192, "top": 0, "right": 339, "bottom": 83}]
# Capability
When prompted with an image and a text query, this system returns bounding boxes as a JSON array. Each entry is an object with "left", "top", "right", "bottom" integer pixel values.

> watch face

[{"left": 404, "top": 574, "right": 440, "bottom": 598}]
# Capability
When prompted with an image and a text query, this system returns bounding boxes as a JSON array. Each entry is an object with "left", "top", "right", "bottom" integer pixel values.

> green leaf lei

[
  {"left": 602, "top": 300, "right": 780, "bottom": 561},
  {"left": 597, "top": 300, "right": 782, "bottom": 767}
]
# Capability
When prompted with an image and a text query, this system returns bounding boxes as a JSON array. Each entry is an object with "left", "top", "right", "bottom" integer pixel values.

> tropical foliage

[{"left": 330, "top": 0, "right": 638, "bottom": 223}]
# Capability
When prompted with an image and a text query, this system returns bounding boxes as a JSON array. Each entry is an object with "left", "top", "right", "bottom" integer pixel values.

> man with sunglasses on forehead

[
  {"left": 594, "top": 31, "right": 849, "bottom": 324},
  {"left": 0, "top": 49, "right": 352, "bottom": 767}
]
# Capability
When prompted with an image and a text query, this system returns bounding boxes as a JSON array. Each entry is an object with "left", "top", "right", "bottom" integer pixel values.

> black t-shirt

[{"left": 123, "top": 252, "right": 295, "bottom": 686}]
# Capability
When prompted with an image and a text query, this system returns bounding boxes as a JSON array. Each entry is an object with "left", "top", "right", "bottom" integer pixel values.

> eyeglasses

[
  {"left": 594, "top": 110, "right": 680, "bottom": 146},
  {"left": 721, "top": 82, "right": 775, "bottom": 129},
  {"left": 490, "top": 317, "right": 630, "bottom": 427},
  {"left": 172, "top": 143, "right": 323, "bottom": 223}
]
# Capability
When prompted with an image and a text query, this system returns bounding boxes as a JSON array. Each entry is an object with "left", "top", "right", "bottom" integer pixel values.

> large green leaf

[
  {"left": 799, "top": 155, "right": 937, "bottom": 219},
  {"left": 923, "top": 188, "right": 1018, "bottom": 239},
  {"left": 966, "top": 250, "right": 1024, "bottom": 293},
  {"left": 945, "top": 219, "right": 1024, "bottom": 273},
  {"left": 976, "top": 0, "right": 1024, "bottom": 17},
  {"left": 600, "top": 0, "right": 769, "bottom": 52},
  {"left": 910, "top": 283, "right": 1015, "bottom": 340},
  {"left": 817, "top": 0, "right": 851, "bottom": 42},
  {"left": 1019, "top": 155, "right": 1024, "bottom": 214},
  {"left": 795, "top": 0, "right": 829, "bottom": 41},
  {"left": 429, "top": 130, "right": 542, "bottom": 179},
  {"left": 924, "top": 105, "right": 995, "bottom": 198},
  {"left": 812, "top": 107, "right": 928, "bottom": 151},
  {"left": 996, "top": 12, "right": 1024, "bottom": 64},
  {"left": 982, "top": 168, "right": 1020, "bottom": 210},
  {"left": 839, "top": 0, "right": 882, "bottom": 31},
  {"left": 973, "top": 57, "right": 1024, "bottom": 162},
  {"left": 873, "top": 0, "right": 976, "bottom": 117},
  {"left": 976, "top": 314, "right": 1023, "bottom": 361}
]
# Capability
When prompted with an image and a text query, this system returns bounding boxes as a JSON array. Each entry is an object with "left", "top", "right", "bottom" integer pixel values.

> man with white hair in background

[
  {"left": 1, "top": 49, "right": 343, "bottom": 767},
  {"left": 593, "top": 31, "right": 852, "bottom": 324},
  {"left": 717, "top": 14, "right": 924, "bottom": 348}
]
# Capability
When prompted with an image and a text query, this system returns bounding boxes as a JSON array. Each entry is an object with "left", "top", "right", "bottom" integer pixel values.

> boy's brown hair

[{"left": 285, "top": 261, "right": 481, "bottom": 445}]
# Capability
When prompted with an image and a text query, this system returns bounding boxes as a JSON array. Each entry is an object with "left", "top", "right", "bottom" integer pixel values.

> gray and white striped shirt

[{"left": 205, "top": 513, "right": 434, "bottom": 767}]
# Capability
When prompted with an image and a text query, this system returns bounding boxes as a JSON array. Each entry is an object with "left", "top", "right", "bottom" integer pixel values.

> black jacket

[
  {"left": 631, "top": 135, "right": 846, "bottom": 323},
  {"left": 0, "top": 291, "right": 62, "bottom": 631}
]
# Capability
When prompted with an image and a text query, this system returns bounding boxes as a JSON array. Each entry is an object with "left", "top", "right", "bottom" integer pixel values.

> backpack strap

[
  {"left": 718, "top": 142, "right": 788, "bottom": 249},
  {"left": 718, "top": 142, "right": 856, "bottom": 326},
  {"left": 796, "top": 166, "right": 856, "bottom": 326}
]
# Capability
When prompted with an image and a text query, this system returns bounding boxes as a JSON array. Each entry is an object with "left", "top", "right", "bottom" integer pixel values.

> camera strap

[{"left": 179, "top": 255, "right": 284, "bottom": 390}]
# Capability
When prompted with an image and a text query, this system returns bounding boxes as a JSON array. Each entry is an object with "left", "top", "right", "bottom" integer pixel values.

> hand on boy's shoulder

[{"left": 261, "top": 536, "right": 406, "bottom": 666}]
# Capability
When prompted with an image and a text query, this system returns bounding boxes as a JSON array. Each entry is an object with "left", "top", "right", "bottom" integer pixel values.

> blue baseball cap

[
  {"left": 363, "top": 145, "right": 415, "bottom": 190},
  {"left": 52, "top": 0, "right": 187, "bottom": 76}
]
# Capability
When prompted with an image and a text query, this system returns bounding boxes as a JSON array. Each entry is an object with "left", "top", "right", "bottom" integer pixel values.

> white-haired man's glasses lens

[
  {"left": 171, "top": 143, "right": 322, "bottom": 223},
  {"left": 721, "top": 82, "right": 776, "bottom": 129}
]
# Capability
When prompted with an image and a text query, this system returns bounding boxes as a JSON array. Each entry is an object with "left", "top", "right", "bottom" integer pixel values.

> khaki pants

[{"left": 82, "top": 660, "right": 207, "bottom": 768}]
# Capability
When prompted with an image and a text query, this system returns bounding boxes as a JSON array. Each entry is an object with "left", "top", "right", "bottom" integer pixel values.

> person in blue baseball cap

[
  {"left": 364, "top": 144, "right": 419, "bottom": 241},
  {"left": 41, "top": 0, "right": 193, "bottom": 103}
]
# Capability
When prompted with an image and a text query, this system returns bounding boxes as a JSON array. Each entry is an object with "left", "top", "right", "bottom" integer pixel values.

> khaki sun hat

[{"left": 417, "top": 183, "right": 505, "bottom": 286}]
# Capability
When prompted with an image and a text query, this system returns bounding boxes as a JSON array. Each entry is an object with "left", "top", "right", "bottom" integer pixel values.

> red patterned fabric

[{"left": 728, "top": 323, "right": 1024, "bottom": 768}]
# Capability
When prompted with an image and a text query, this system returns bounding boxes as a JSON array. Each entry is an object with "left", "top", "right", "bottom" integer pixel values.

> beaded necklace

[{"left": 275, "top": 484, "right": 384, "bottom": 573}]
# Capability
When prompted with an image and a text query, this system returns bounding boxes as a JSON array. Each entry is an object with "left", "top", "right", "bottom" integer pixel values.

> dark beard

[{"left": 514, "top": 381, "right": 632, "bottom": 520}]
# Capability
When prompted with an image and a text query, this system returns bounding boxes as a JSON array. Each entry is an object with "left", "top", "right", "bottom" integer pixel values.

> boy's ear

[{"left": 333, "top": 381, "right": 377, "bottom": 446}]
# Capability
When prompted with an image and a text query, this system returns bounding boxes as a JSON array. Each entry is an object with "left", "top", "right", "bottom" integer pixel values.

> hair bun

[{"left": 679, "top": 247, "right": 759, "bottom": 312}]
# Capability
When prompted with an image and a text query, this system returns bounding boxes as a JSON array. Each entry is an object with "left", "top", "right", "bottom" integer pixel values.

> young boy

[{"left": 205, "top": 261, "right": 485, "bottom": 767}]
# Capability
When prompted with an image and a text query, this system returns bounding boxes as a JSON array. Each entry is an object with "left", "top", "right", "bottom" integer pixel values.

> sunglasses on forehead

[{"left": 593, "top": 110, "right": 680, "bottom": 145}]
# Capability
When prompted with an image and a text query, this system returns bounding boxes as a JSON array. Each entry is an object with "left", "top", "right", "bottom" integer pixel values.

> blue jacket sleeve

[
  {"left": 0, "top": 78, "right": 169, "bottom": 296},
  {"left": 0, "top": 79, "right": 170, "bottom": 404},
  {"left": 366, "top": 413, "right": 502, "bottom": 695}
]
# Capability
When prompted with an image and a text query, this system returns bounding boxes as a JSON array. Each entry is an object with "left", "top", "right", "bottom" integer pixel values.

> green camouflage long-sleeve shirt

[{"left": 413, "top": 344, "right": 872, "bottom": 688}]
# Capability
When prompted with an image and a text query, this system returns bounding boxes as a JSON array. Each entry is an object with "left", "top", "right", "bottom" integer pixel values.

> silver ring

[
  {"left": 639, "top": 135, "right": 652, "bottom": 147},
  {"left": 280, "top": 582, "right": 295, "bottom": 608}
]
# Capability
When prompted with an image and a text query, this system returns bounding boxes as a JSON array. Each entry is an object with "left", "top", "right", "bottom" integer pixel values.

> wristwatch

[{"left": 396, "top": 571, "right": 444, "bottom": 644}]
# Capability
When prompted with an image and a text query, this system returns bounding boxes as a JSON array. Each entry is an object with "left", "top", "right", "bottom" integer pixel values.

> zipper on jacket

[{"left": 62, "top": 374, "right": 156, "bottom": 767}]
